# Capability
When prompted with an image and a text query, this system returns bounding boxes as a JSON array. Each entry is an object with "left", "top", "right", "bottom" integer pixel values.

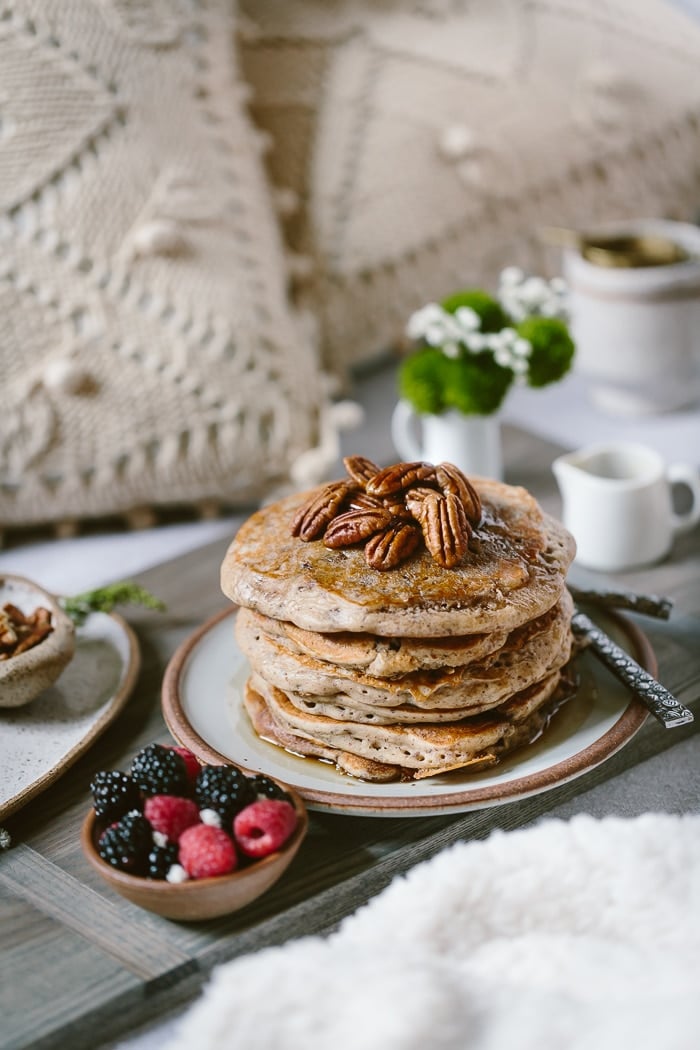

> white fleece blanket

[{"left": 167, "top": 814, "right": 700, "bottom": 1050}]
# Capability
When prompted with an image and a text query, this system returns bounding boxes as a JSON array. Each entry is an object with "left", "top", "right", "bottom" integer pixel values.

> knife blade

[{"left": 571, "top": 610, "right": 694, "bottom": 729}]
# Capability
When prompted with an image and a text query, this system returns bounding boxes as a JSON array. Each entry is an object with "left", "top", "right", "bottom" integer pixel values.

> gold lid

[{"left": 580, "top": 234, "right": 688, "bottom": 269}]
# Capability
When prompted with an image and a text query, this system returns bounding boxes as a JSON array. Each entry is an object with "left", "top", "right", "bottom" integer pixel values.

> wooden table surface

[{"left": 1, "top": 416, "right": 698, "bottom": 1050}]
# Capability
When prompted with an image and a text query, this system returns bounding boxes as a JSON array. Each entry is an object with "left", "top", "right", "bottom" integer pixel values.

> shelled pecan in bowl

[{"left": 0, "top": 603, "right": 54, "bottom": 661}]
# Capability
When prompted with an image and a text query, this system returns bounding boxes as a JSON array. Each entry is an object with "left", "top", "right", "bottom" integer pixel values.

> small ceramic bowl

[
  {"left": 81, "top": 788, "right": 309, "bottom": 921},
  {"left": 0, "top": 574, "right": 76, "bottom": 708}
]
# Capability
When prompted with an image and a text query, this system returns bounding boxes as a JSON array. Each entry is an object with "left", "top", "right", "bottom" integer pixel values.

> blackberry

[
  {"left": 195, "top": 765, "right": 256, "bottom": 824},
  {"left": 131, "top": 743, "right": 189, "bottom": 797},
  {"left": 90, "top": 770, "right": 141, "bottom": 823},
  {"left": 248, "top": 774, "right": 292, "bottom": 804},
  {"left": 147, "top": 842, "right": 179, "bottom": 880},
  {"left": 98, "top": 812, "right": 151, "bottom": 875}
]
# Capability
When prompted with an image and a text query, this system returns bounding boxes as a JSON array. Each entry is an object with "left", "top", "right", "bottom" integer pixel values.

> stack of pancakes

[{"left": 221, "top": 459, "right": 577, "bottom": 782}]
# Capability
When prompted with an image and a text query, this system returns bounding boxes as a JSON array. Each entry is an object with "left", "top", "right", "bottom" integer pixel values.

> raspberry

[
  {"left": 170, "top": 746, "right": 200, "bottom": 786},
  {"left": 248, "top": 774, "right": 292, "bottom": 804},
  {"left": 131, "top": 743, "right": 189, "bottom": 797},
  {"left": 90, "top": 770, "right": 141, "bottom": 823},
  {"left": 233, "top": 799, "right": 298, "bottom": 859},
  {"left": 98, "top": 812, "right": 151, "bottom": 875},
  {"left": 194, "top": 765, "right": 256, "bottom": 824},
  {"left": 147, "top": 842, "right": 179, "bottom": 880},
  {"left": 144, "top": 795, "right": 200, "bottom": 843},
  {"left": 178, "top": 824, "right": 237, "bottom": 879}
]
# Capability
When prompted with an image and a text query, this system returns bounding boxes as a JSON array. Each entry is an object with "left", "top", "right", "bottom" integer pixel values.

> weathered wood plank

[
  {"left": 1, "top": 411, "right": 697, "bottom": 1050},
  {"left": 0, "top": 845, "right": 192, "bottom": 980}
]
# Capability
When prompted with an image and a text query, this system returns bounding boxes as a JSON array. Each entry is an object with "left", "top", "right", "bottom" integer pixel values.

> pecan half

[
  {"left": 346, "top": 491, "right": 384, "bottom": 511},
  {"left": 412, "top": 490, "right": 471, "bottom": 568},
  {"left": 290, "top": 480, "right": 353, "bottom": 541},
  {"left": 0, "top": 603, "right": 54, "bottom": 660},
  {"left": 366, "top": 461, "right": 437, "bottom": 498},
  {"left": 364, "top": 521, "right": 422, "bottom": 570},
  {"left": 343, "top": 455, "right": 381, "bottom": 487},
  {"left": 435, "top": 463, "right": 482, "bottom": 526},
  {"left": 404, "top": 486, "right": 440, "bottom": 516},
  {"left": 324, "top": 506, "right": 393, "bottom": 548}
]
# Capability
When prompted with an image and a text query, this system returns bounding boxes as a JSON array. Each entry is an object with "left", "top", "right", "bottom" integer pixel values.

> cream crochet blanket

[{"left": 166, "top": 813, "right": 700, "bottom": 1050}]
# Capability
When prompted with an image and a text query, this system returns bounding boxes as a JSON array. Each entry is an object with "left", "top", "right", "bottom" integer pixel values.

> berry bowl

[{"left": 80, "top": 747, "right": 309, "bottom": 922}]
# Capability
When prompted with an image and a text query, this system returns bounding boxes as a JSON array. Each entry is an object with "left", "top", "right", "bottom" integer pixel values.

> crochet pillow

[
  {"left": 239, "top": 0, "right": 700, "bottom": 373},
  {"left": 0, "top": 0, "right": 329, "bottom": 533}
]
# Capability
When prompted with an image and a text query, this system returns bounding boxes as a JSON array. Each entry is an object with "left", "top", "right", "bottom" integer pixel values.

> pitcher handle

[
  {"left": 391, "top": 399, "right": 424, "bottom": 461},
  {"left": 667, "top": 462, "right": 700, "bottom": 535}
]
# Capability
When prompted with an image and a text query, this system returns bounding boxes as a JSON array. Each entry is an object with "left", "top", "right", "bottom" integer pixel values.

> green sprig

[{"left": 61, "top": 582, "right": 166, "bottom": 626}]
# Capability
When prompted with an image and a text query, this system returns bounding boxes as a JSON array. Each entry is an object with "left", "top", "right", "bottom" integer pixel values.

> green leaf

[{"left": 61, "top": 582, "right": 166, "bottom": 626}]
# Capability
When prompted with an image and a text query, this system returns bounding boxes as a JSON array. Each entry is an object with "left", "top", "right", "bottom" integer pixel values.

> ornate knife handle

[
  {"left": 571, "top": 611, "right": 694, "bottom": 729},
  {"left": 567, "top": 585, "right": 673, "bottom": 621}
]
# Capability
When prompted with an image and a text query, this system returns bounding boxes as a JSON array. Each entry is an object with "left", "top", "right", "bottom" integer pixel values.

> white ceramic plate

[
  {"left": 162, "top": 607, "right": 652, "bottom": 817},
  {"left": 0, "top": 612, "right": 140, "bottom": 821}
]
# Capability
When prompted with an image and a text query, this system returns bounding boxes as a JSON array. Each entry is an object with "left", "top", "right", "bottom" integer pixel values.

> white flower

[
  {"left": 497, "top": 268, "right": 569, "bottom": 322},
  {"left": 499, "top": 266, "right": 524, "bottom": 286},
  {"left": 521, "top": 276, "right": 549, "bottom": 304},
  {"left": 454, "top": 305, "right": 480, "bottom": 332},
  {"left": 513, "top": 338, "right": 532, "bottom": 358},
  {"left": 467, "top": 332, "right": 488, "bottom": 352},
  {"left": 406, "top": 302, "right": 444, "bottom": 342}
]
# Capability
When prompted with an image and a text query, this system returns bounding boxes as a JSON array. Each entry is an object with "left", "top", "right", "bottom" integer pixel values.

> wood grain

[{"left": 1, "top": 412, "right": 698, "bottom": 1050}]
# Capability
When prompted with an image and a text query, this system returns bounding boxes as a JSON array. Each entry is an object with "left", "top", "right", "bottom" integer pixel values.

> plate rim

[
  {"left": 0, "top": 612, "right": 141, "bottom": 822},
  {"left": 161, "top": 605, "right": 653, "bottom": 816}
]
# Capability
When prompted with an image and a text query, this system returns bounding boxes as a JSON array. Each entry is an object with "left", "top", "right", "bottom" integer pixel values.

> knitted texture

[
  {"left": 239, "top": 0, "right": 700, "bottom": 373},
  {"left": 0, "top": 0, "right": 328, "bottom": 530}
]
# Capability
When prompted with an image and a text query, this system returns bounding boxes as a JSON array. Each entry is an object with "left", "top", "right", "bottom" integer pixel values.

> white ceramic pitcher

[
  {"left": 391, "top": 401, "right": 503, "bottom": 479},
  {"left": 552, "top": 441, "right": 700, "bottom": 572}
]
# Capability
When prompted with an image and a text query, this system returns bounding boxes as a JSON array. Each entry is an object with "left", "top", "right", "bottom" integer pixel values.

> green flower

[
  {"left": 443, "top": 353, "right": 513, "bottom": 415},
  {"left": 401, "top": 273, "right": 576, "bottom": 417},
  {"left": 517, "top": 317, "right": 575, "bottom": 389},
  {"left": 399, "top": 347, "right": 450, "bottom": 415},
  {"left": 441, "top": 290, "right": 509, "bottom": 333}
]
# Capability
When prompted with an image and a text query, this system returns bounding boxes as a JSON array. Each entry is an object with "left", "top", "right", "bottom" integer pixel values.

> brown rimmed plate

[{"left": 161, "top": 607, "right": 651, "bottom": 817}]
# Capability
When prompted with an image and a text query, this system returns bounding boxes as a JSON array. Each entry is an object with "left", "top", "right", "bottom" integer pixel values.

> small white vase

[{"left": 391, "top": 400, "right": 503, "bottom": 479}]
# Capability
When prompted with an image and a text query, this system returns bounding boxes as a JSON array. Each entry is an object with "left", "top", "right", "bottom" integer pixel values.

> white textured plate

[
  {"left": 0, "top": 612, "right": 140, "bottom": 821},
  {"left": 162, "top": 607, "right": 652, "bottom": 817}
]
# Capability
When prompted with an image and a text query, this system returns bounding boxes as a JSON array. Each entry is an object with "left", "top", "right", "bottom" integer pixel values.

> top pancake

[{"left": 221, "top": 476, "right": 575, "bottom": 637}]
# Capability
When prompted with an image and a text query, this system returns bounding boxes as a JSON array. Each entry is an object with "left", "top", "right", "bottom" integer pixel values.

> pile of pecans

[
  {"left": 291, "top": 456, "right": 482, "bottom": 570},
  {"left": 0, "top": 603, "right": 54, "bottom": 660}
]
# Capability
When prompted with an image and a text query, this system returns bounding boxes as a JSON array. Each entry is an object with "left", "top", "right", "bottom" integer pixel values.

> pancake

[
  {"left": 244, "top": 670, "right": 570, "bottom": 781},
  {"left": 241, "top": 609, "right": 510, "bottom": 676},
  {"left": 235, "top": 592, "right": 573, "bottom": 714},
  {"left": 221, "top": 477, "right": 575, "bottom": 637}
]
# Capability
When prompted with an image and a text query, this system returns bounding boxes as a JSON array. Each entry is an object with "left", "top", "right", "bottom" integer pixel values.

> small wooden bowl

[
  {"left": 81, "top": 789, "right": 308, "bottom": 921},
  {"left": 0, "top": 574, "right": 76, "bottom": 708}
]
